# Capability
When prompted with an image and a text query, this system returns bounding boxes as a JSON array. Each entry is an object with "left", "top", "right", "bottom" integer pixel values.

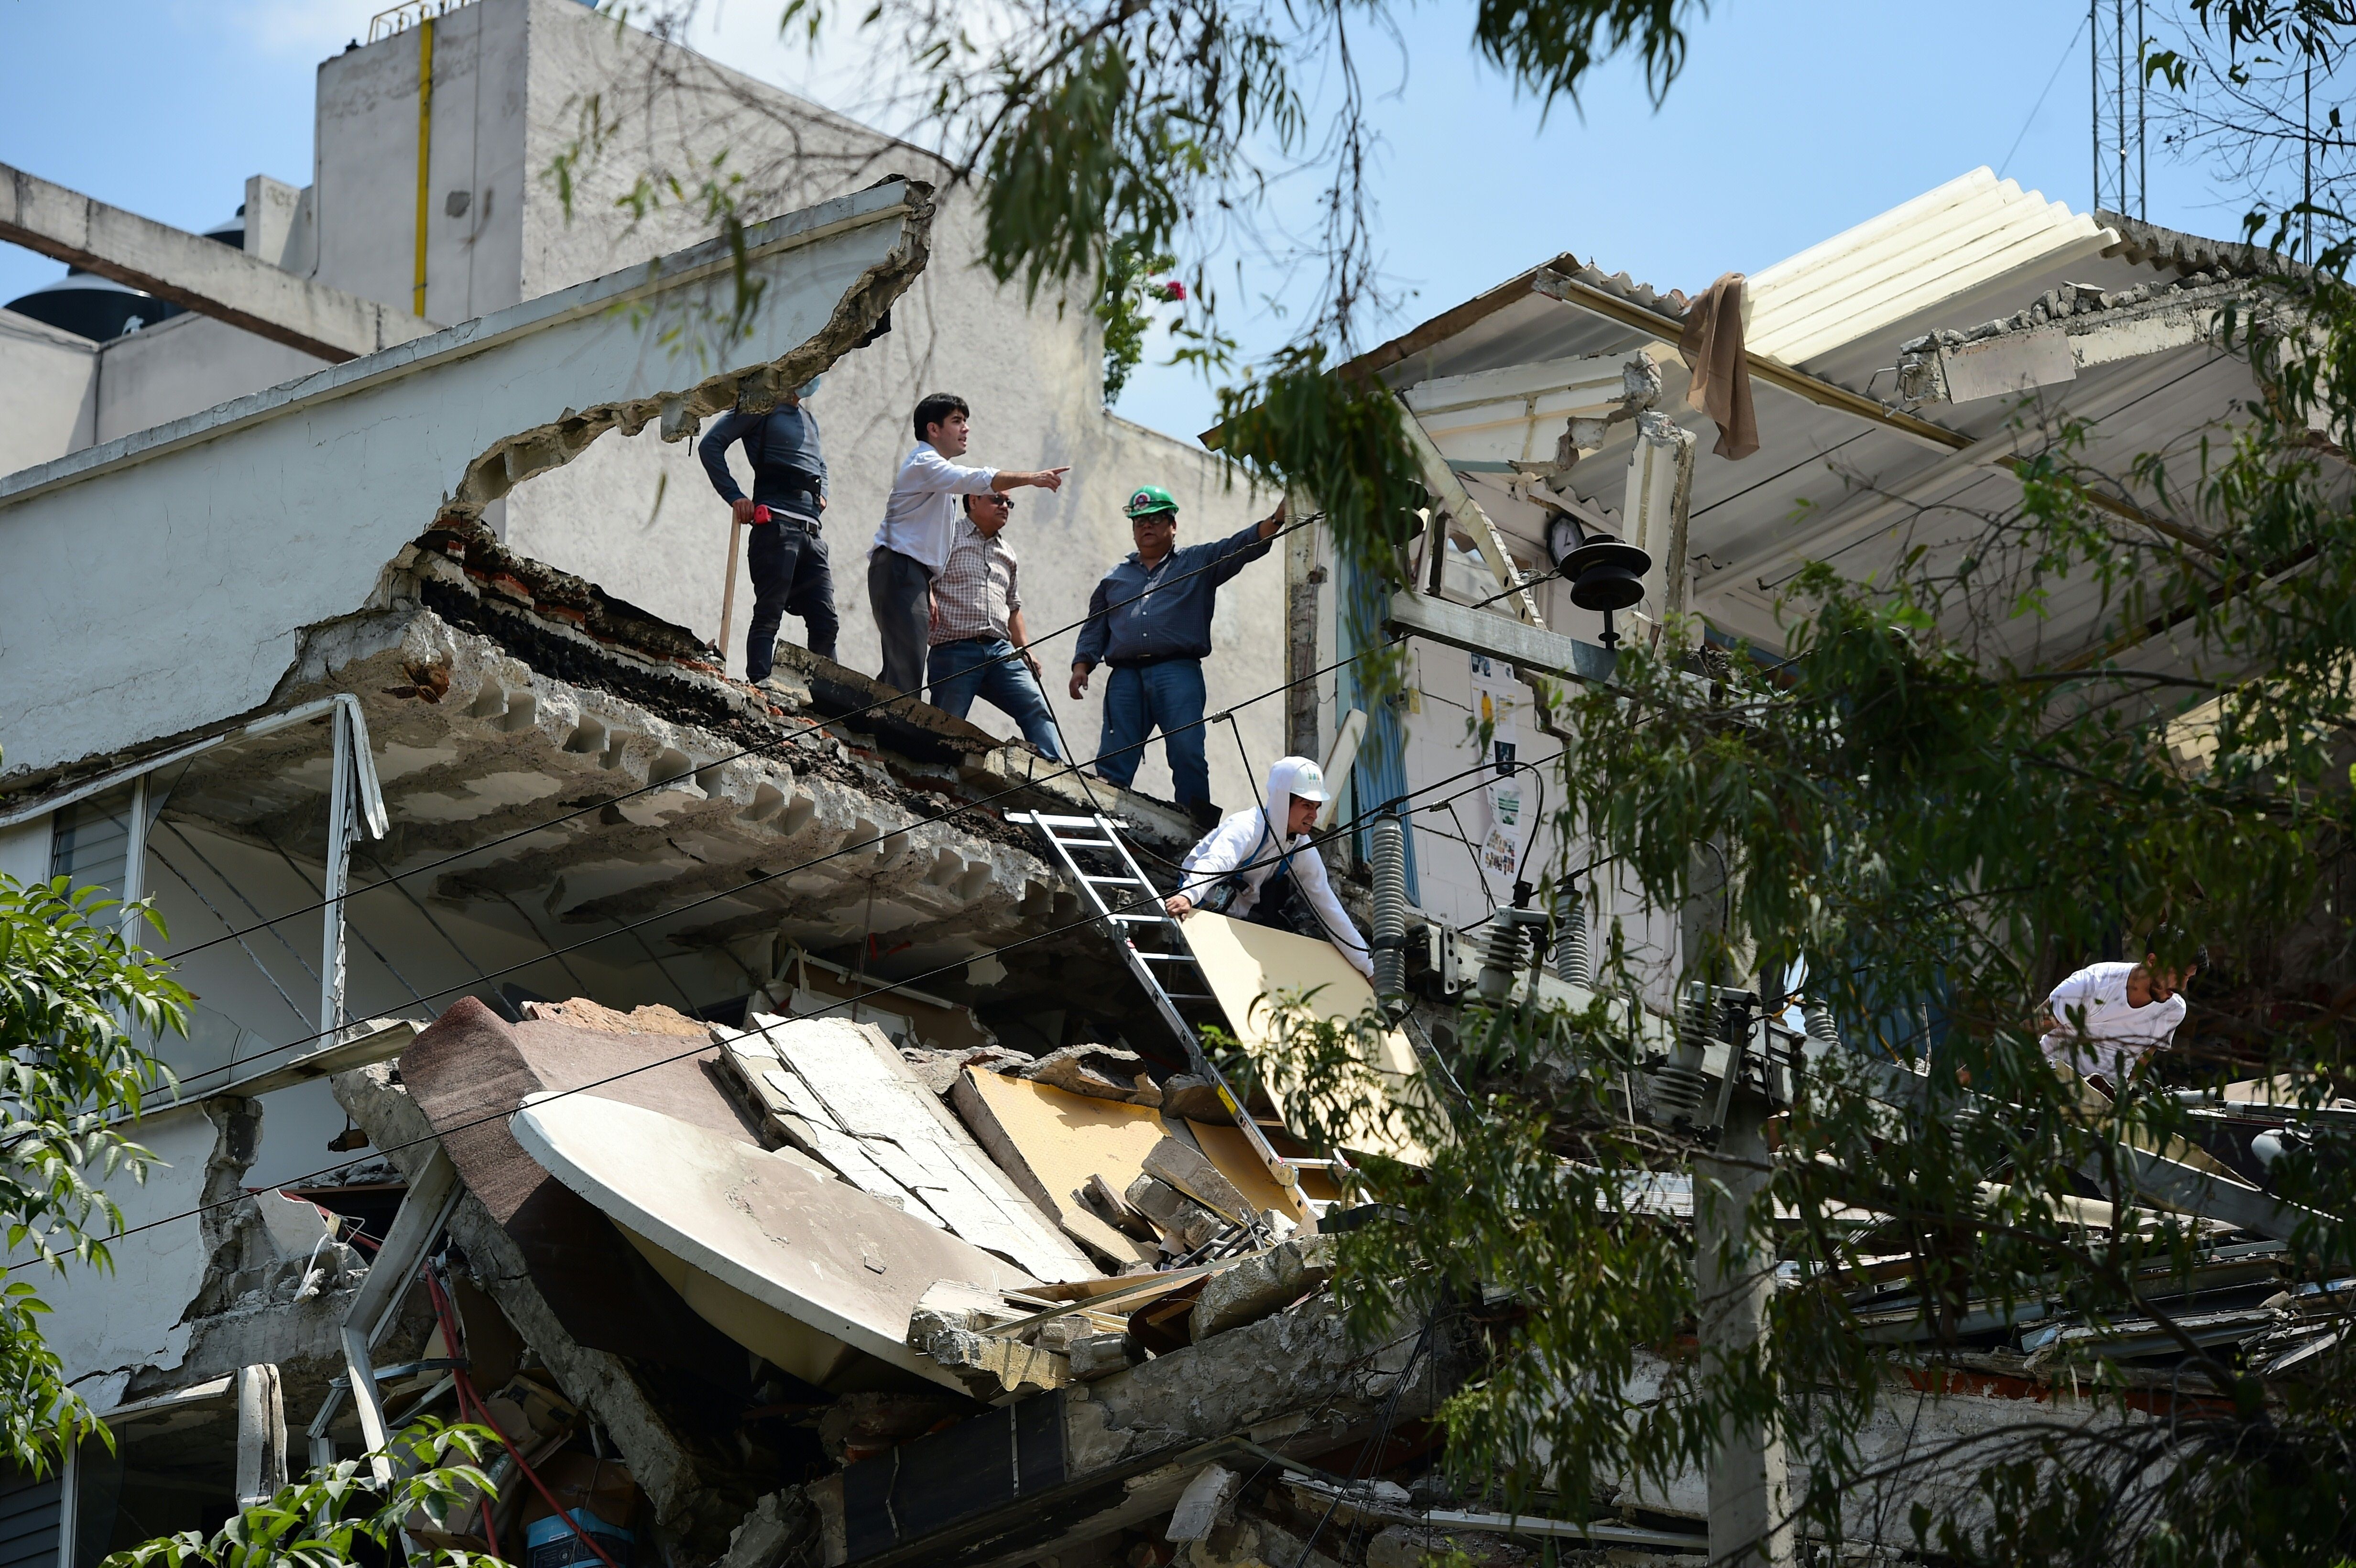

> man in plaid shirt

[{"left": 926, "top": 491, "right": 1063, "bottom": 758}]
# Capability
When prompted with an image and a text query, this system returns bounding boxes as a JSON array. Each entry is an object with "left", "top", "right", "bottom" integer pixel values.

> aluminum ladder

[{"left": 1009, "top": 809, "right": 1343, "bottom": 1218}]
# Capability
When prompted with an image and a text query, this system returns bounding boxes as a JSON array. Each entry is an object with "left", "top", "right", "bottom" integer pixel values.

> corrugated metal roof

[
  {"left": 1351, "top": 169, "right": 2317, "bottom": 675},
  {"left": 1747, "top": 168, "right": 2117, "bottom": 366}
]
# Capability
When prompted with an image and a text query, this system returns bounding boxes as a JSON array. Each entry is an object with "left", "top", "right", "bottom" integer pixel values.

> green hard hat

[{"left": 1123, "top": 484, "right": 1179, "bottom": 519}]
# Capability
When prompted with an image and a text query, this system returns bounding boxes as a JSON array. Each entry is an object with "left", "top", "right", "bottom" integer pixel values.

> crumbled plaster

[
  {"left": 444, "top": 183, "right": 933, "bottom": 524},
  {"left": 1899, "top": 275, "right": 2251, "bottom": 353}
]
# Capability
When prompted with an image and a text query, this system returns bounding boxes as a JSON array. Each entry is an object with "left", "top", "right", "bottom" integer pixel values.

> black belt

[
  {"left": 1106, "top": 652, "right": 1198, "bottom": 669},
  {"left": 760, "top": 498, "right": 822, "bottom": 533}
]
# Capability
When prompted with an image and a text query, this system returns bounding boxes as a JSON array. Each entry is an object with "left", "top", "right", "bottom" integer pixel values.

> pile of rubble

[{"left": 306, "top": 989, "right": 1526, "bottom": 1568}]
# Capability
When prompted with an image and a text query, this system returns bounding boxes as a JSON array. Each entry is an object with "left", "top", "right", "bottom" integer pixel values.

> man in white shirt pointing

[
  {"left": 870, "top": 393, "right": 1068, "bottom": 696},
  {"left": 2039, "top": 940, "right": 2204, "bottom": 1091}
]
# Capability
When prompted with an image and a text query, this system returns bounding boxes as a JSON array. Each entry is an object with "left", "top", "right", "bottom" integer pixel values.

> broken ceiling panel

[
  {"left": 511, "top": 1090, "right": 1038, "bottom": 1395},
  {"left": 395, "top": 995, "right": 770, "bottom": 1390},
  {"left": 718, "top": 1014, "right": 1096, "bottom": 1283}
]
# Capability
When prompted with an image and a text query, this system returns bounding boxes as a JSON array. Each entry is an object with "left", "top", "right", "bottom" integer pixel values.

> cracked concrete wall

[
  {"left": 473, "top": 0, "right": 1283, "bottom": 812},
  {"left": 0, "top": 182, "right": 924, "bottom": 788},
  {"left": 14, "top": 1104, "right": 239, "bottom": 1411}
]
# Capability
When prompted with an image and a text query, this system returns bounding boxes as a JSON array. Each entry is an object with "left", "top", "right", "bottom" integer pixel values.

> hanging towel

[{"left": 1680, "top": 272, "right": 1760, "bottom": 461}]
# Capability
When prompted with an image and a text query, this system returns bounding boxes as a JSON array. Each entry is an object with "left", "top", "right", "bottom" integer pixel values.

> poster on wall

[{"left": 1468, "top": 654, "right": 1530, "bottom": 881}]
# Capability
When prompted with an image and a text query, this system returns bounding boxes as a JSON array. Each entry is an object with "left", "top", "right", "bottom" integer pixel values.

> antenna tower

[{"left": 2092, "top": 0, "right": 2148, "bottom": 218}]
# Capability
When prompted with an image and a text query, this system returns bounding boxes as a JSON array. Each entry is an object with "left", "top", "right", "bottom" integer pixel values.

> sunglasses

[{"left": 972, "top": 493, "right": 1013, "bottom": 511}]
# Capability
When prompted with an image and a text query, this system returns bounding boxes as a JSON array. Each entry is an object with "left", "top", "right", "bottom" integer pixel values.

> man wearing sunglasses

[{"left": 926, "top": 490, "right": 1062, "bottom": 758}]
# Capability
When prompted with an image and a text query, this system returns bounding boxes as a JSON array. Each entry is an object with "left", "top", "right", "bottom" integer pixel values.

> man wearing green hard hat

[{"left": 1070, "top": 484, "right": 1288, "bottom": 829}]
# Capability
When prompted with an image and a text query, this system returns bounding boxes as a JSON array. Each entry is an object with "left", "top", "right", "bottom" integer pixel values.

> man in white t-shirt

[{"left": 2039, "top": 946, "right": 2203, "bottom": 1089}]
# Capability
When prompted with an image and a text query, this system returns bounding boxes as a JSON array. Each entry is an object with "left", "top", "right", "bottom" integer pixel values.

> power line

[
  {"left": 22, "top": 765, "right": 1510, "bottom": 1269},
  {"left": 157, "top": 513, "right": 1322, "bottom": 967},
  {"left": 192, "top": 632, "right": 1409, "bottom": 1085},
  {"left": 2003, "top": 11, "right": 2090, "bottom": 182}
]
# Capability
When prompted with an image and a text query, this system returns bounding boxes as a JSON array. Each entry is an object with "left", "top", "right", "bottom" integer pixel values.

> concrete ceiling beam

[{"left": 0, "top": 161, "right": 436, "bottom": 363}]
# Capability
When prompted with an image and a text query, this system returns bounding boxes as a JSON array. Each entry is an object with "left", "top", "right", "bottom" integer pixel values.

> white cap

[{"left": 1287, "top": 759, "right": 1329, "bottom": 803}]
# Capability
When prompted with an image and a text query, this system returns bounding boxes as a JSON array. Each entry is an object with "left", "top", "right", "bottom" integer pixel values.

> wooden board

[
  {"left": 953, "top": 1068, "right": 1318, "bottom": 1226},
  {"left": 1179, "top": 911, "right": 1431, "bottom": 1163},
  {"left": 1183, "top": 1118, "right": 1338, "bottom": 1213}
]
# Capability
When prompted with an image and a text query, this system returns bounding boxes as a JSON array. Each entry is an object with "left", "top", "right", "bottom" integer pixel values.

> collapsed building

[{"left": 1, "top": 25, "right": 2350, "bottom": 1562}]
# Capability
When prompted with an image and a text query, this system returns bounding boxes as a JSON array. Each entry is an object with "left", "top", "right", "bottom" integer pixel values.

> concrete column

[
  {"left": 1695, "top": 1094, "right": 1792, "bottom": 1568},
  {"left": 234, "top": 1362, "right": 289, "bottom": 1508}
]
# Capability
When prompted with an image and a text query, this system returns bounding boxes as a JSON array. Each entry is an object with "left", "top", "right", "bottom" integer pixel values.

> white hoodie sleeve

[
  {"left": 1290, "top": 844, "right": 1373, "bottom": 978},
  {"left": 1178, "top": 812, "right": 1260, "bottom": 899}
]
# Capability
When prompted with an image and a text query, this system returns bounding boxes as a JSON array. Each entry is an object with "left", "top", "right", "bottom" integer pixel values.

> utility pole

[
  {"left": 1682, "top": 841, "right": 1793, "bottom": 1568},
  {"left": 1697, "top": 1089, "right": 1793, "bottom": 1568}
]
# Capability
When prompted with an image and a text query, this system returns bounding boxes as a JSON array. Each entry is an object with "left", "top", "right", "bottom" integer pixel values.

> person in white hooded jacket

[{"left": 1164, "top": 756, "right": 1373, "bottom": 979}]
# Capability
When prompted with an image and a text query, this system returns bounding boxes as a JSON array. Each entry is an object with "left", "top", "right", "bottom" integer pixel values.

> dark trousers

[
  {"left": 868, "top": 547, "right": 933, "bottom": 695},
  {"left": 746, "top": 519, "right": 836, "bottom": 681},
  {"left": 1096, "top": 659, "right": 1211, "bottom": 809}
]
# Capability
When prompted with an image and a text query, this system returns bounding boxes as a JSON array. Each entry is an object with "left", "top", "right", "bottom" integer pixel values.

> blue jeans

[
  {"left": 1097, "top": 660, "right": 1209, "bottom": 808},
  {"left": 927, "top": 638, "right": 1063, "bottom": 759}
]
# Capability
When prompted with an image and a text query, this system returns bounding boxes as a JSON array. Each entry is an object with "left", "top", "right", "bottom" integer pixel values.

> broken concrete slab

[
  {"left": 1188, "top": 1238, "right": 1335, "bottom": 1343},
  {"left": 915, "top": 1325, "right": 1072, "bottom": 1400},
  {"left": 392, "top": 996, "right": 770, "bottom": 1391},
  {"left": 332, "top": 1060, "right": 771, "bottom": 1556},
  {"left": 1021, "top": 1043, "right": 1161, "bottom": 1105},
  {"left": 727, "top": 1013, "right": 1093, "bottom": 1282},
  {"left": 1165, "top": 1465, "right": 1242, "bottom": 1542},
  {"left": 813, "top": 1293, "right": 1436, "bottom": 1568},
  {"left": 1141, "top": 1139, "right": 1253, "bottom": 1226},
  {"left": 1158, "top": 1075, "right": 1230, "bottom": 1121},
  {"left": 1124, "top": 1177, "right": 1222, "bottom": 1253},
  {"left": 1068, "top": 1333, "right": 1142, "bottom": 1382},
  {"left": 716, "top": 1490, "right": 818, "bottom": 1568}
]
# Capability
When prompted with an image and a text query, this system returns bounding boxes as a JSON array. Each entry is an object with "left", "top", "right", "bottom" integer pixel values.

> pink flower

[{"left": 1156, "top": 279, "right": 1187, "bottom": 303}]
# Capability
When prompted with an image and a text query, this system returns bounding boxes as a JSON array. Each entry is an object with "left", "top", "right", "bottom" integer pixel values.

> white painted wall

[
  {"left": 21, "top": 1104, "right": 217, "bottom": 1409},
  {"left": 0, "top": 186, "right": 917, "bottom": 783},
  {"left": 0, "top": 814, "right": 50, "bottom": 885},
  {"left": 95, "top": 314, "right": 331, "bottom": 445},
  {"left": 312, "top": 0, "right": 529, "bottom": 323},
  {"left": 0, "top": 309, "right": 97, "bottom": 474}
]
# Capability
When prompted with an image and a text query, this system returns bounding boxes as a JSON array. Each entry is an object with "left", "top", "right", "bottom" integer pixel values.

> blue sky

[{"left": 0, "top": 0, "right": 2247, "bottom": 443}]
